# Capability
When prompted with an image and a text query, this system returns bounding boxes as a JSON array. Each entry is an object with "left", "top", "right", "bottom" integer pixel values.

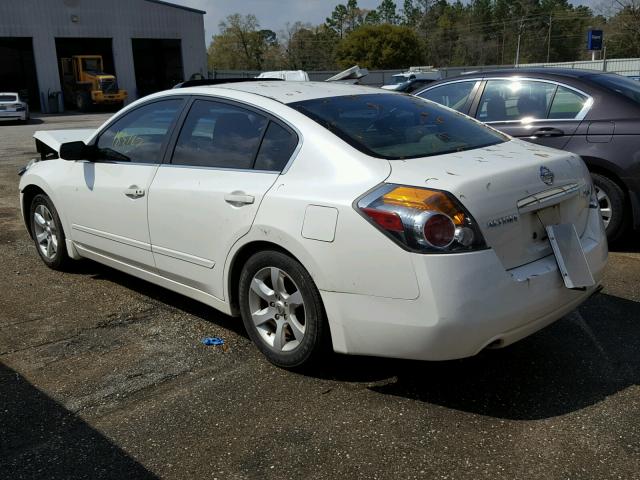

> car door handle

[
  {"left": 224, "top": 192, "right": 255, "bottom": 206},
  {"left": 124, "top": 185, "right": 145, "bottom": 199},
  {"left": 532, "top": 127, "right": 564, "bottom": 137}
]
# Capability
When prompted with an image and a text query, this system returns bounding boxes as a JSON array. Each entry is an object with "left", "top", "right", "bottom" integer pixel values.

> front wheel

[
  {"left": 76, "top": 91, "right": 91, "bottom": 112},
  {"left": 591, "top": 173, "right": 628, "bottom": 242},
  {"left": 30, "top": 194, "right": 72, "bottom": 270},
  {"left": 238, "top": 250, "right": 330, "bottom": 369}
]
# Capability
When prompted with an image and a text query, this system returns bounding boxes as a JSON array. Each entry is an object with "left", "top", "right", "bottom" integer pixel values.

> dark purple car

[{"left": 416, "top": 68, "right": 640, "bottom": 241}]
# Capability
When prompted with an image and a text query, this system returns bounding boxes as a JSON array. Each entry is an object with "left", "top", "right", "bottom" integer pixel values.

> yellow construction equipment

[{"left": 60, "top": 55, "right": 127, "bottom": 111}]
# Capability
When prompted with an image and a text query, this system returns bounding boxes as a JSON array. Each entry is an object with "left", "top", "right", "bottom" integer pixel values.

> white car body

[
  {"left": 0, "top": 92, "right": 29, "bottom": 122},
  {"left": 19, "top": 82, "right": 607, "bottom": 362}
]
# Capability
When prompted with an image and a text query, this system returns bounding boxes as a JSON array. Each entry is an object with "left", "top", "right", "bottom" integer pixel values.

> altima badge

[
  {"left": 540, "top": 166, "right": 554, "bottom": 185},
  {"left": 487, "top": 214, "right": 519, "bottom": 228}
]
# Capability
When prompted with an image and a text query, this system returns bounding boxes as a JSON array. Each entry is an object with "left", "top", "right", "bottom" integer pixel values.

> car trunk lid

[{"left": 384, "top": 139, "right": 592, "bottom": 270}]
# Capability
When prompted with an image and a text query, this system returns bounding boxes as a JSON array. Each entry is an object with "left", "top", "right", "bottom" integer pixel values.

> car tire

[
  {"left": 29, "top": 193, "right": 73, "bottom": 270},
  {"left": 238, "top": 250, "right": 330, "bottom": 369},
  {"left": 76, "top": 91, "right": 91, "bottom": 112},
  {"left": 591, "top": 173, "right": 628, "bottom": 242}
]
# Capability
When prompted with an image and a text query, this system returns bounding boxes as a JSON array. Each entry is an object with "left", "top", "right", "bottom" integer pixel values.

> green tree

[
  {"left": 326, "top": 4, "right": 349, "bottom": 38},
  {"left": 365, "top": 9, "right": 382, "bottom": 24},
  {"left": 378, "top": 0, "right": 400, "bottom": 23},
  {"left": 335, "top": 24, "right": 423, "bottom": 68},
  {"left": 326, "top": 1, "right": 366, "bottom": 37},
  {"left": 604, "top": 1, "right": 640, "bottom": 57},
  {"left": 208, "top": 14, "right": 282, "bottom": 70},
  {"left": 284, "top": 22, "right": 338, "bottom": 70}
]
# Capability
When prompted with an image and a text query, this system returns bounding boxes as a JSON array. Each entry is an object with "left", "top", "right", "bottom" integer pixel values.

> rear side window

[
  {"left": 172, "top": 100, "right": 268, "bottom": 169},
  {"left": 96, "top": 98, "right": 183, "bottom": 163},
  {"left": 548, "top": 86, "right": 588, "bottom": 119},
  {"left": 254, "top": 122, "right": 298, "bottom": 171},
  {"left": 290, "top": 93, "right": 506, "bottom": 160},
  {"left": 476, "top": 80, "right": 557, "bottom": 122},
  {"left": 418, "top": 81, "right": 476, "bottom": 112}
]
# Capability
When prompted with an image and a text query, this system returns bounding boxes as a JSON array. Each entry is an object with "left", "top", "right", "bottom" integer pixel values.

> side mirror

[{"left": 59, "top": 141, "right": 89, "bottom": 161}]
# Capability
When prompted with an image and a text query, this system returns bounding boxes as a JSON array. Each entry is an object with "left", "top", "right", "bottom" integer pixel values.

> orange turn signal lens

[{"left": 382, "top": 187, "right": 465, "bottom": 225}]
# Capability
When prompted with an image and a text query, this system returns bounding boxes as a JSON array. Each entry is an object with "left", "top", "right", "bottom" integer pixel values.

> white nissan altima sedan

[{"left": 18, "top": 81, "right": 607, "bottom": 368}]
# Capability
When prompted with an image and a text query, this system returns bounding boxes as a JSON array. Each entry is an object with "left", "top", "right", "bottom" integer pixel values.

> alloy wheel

[
  {"left": 248, "top": 266, "right": 306, "bottom": 352},
  {"left": 595, "top": 185, "right": 612, "bottom": 229},
  {"left": 33, "top": 204, "right": 58, "bottom": 260}
]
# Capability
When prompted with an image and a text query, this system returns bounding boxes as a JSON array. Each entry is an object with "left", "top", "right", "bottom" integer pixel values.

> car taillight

[{"left": 356, "top": 184, "right": 487, "bottom": 253}]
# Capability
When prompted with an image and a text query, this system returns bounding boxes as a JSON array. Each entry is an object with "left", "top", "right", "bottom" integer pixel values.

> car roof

[
  {"left": 0, "top": 92, "right": 18, "bottom": 96},
  {"left": 460, "top": 67, "right": 603, "bottom": 79},
  {"left": 177, "top": 81, "right": 383, "bottom": 104}
]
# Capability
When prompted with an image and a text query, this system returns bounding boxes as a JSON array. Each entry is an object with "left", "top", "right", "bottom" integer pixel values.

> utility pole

[
  {"left": 546, "top": 15, "right": 552, "bottom": 63},
  {"left": 515, "top": 18, "right": 524, "bottom": 66}
]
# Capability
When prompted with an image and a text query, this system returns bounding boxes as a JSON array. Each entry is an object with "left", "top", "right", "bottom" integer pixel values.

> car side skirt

[{"left": 73, "top": 243, "right": 234, "bottom": 316}]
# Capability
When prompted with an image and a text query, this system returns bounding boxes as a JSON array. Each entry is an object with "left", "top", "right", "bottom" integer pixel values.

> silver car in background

[{"left": 0, "top": 92, "right": 29, "bottom": 123}]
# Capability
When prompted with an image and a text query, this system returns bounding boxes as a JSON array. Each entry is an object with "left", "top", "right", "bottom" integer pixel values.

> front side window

[
  {"left": 82, "top": 58, "right": 102, "bottom": 73},
  {"left": 418, "top": 81, "right": 476, "bottom": 112},
  {"left": 476, "top": 79, "right": 557, "bottom": 122},
  {"left": 171, "top": 100, "right": 269, "bottom": 169},
  {"left": 290, "top": 93, "right": 506, "bottom": 160},
  {"left": 96, "top": 99, "right": 183, "bottom": 163}
]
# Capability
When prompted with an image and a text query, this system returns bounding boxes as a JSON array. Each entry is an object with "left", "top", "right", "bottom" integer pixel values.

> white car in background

[
  {"left": 0, "top": 92, "right": 29, "bottom": 123},
  {"left": 18, "top": 81, "right": 607, "bottom": 368},
  {"left": 257, "top": 70, "right": 310, "bottom": 82}
]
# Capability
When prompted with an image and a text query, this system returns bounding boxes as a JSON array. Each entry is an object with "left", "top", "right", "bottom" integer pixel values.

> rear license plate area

[{"left": 545, "top": 223, "right": 595, "bottom": 289}]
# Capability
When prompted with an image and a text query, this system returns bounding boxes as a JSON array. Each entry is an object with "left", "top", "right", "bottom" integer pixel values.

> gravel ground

[{"left": 1, "top": 113, "right": 639, "bottom": 480}]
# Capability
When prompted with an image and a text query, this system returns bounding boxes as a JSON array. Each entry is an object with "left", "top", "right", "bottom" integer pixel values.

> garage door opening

[
  {"left": 132, "top": 39, "right": 183, "bottom": 98},
  {"left": 54, "top": 37, "right": 116, "bottom": 110},
  {"left": 0, "top": 37, "right": 39, "bottom": 110}
]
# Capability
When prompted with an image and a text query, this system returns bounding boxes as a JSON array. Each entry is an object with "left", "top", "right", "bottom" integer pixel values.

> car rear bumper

[
  {"left": 0, "top": 110, "right": 27, "bottom": 121},
  {"left": 321, "top": 206, "right": 608, "bottom": 361}
]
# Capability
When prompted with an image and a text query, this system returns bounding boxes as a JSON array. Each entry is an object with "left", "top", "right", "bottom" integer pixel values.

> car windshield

[
  {"left": 290, "top": 93, "right": 507, "bottom": 159},
  {"left": 0, "top": 94, "right": 17, "bottom": 102},
  {"left": 82, "top": 58, "right": 102, "bottom": 73},
  {"left": 589, "top": 73, "right": 640, "bottom": 105}
]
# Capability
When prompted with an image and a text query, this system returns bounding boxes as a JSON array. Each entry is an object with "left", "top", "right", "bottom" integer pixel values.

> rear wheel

[
  {"left": 591, "top": 172, "right": 628, "bottom": 242},
  {"left": 238, "top": 250, "right": 330, "bottom": 369},
  {"left": 30, "top": 194, "right": 72, "bottom": 270}
]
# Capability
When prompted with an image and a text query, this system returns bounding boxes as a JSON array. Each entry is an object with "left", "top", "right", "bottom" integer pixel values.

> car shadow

[
  {"left": 0, "top": 362, "right": 158, "bottom": 479},
  {"left": 609, "top": 230, "right": 640, "bottom": 253},
  {"left": 66, "top": 260, "right": 639, "bottom": 420},
  {"left": 67, "top": 259, "right": 248, "bottom": 339},
  {"left": 0, "top": 118, "right": 43, "bottom": 126},
  {"left": 312, "top": 292, "right": 640, "bottom": 420}
]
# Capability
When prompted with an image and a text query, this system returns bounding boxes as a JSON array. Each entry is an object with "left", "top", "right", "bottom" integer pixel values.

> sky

[{"left": 166, "top": 0, "right": 605, "bottom": 42}]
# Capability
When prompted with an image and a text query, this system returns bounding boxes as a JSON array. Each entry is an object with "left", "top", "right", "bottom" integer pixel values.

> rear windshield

[
  {"left": 0, "top": 95, "right": 17, "bottom": 102},
  {"left": 290, "top": 93, "right": 506, "bottom": 159},
  {"left": 589, "top": 74, "right": 640, "bottom": 105}
]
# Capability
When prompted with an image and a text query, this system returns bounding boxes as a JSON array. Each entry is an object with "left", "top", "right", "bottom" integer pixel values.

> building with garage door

[{"left": 0, "top": 0, "right": 206, "bottom": 112}]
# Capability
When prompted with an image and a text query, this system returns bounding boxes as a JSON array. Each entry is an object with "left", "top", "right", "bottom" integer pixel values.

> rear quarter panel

[{"left": 225, "top": 120, "right": 421, "bottom": 301}]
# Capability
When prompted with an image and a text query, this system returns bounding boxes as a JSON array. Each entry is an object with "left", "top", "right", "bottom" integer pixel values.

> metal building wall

[{"left": 0, "top": 0, "right": 206, "bottom": 111}]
